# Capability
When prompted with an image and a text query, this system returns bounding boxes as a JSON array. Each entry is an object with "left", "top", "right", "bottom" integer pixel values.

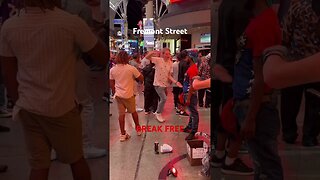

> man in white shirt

[
  {"left": 147, "top": 48, "right": 182, "bottom": 122},
  {"left": 0, "top": 0, "right": 107, "bottom": 179},
  {"left": 110, "top": 51, "right": 144, "bottom": 142}
]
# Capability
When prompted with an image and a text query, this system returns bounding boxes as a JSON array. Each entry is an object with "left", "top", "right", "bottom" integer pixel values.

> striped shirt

[{"left": 0, "top": 7, "right": 97, "bottom": 117}]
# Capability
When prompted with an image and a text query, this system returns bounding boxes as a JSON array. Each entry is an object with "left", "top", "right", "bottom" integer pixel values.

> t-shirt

[
  {"left": 152, "top": 57, "right": 173, "bottom": 87},
  {"left": 183, "top": 64, "right": 198, "bottom": 93},
  {"left": 110, "top": 64, "right": 141, "bottom": 99},
  {"left": 233, "top": 8, "right": 282, "bottom": 100},
  {"left": 0, "top": 7, "right": 98, "bottom": 117},
  {"left": 216, "top": 0, "right": 251, "bottom": 76},
  {"left": 172, "top": 61, "right": 179, "bottom": 87}
]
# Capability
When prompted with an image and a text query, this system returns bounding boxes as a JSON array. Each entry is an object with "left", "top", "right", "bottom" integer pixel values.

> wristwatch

[{"left": 262, "top": 45, "right": 288, "bottom": 64}]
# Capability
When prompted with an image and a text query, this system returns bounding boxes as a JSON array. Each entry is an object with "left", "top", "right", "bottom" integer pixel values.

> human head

[
  {"left": 116, "top": 51, "right": 130, "bottom": 64},
  {"left": 132, "top": 53, "right": 139, "bottom": 60},
  {"left": 178, "top": 50, "right": 188, "bottom": 62},
  {"left": 161, "top": 48, "right": 171, "bottom": 61}
]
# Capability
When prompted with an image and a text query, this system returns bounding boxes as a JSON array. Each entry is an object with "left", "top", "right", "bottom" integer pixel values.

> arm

[
  {"left": 136, "top": 74, "right": 144, "bottom": 83},
  {"left": 192, "top": 78, "right": 211, "bottom": 90},
  {"left": 168, "top": 73, "right": 182, "bottom": 88},
  {"left": 145, "top": 50, "right": 159, "bottom": 62},
  {"left": 242, "top": 57, "right": 265, "bottom": 140},
  {"left": 264, "top": 53, "right": 320, "bottom": 88},
  {"left": 0, "top": 57, "right": 19, "bottom": 103}
]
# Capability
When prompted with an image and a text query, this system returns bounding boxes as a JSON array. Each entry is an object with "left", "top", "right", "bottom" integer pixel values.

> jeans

[
  {"left": 186, "top": 94, "right": 199, "bottom": 134},
  {"left": 172, "top": 87, "right": 182, "bottom": 108},
  {"left": 154, "top": 86, "right": 167, "bottom": 114},
  {"left": 234, "top": 100, "right": 283, "bottom": 180}
]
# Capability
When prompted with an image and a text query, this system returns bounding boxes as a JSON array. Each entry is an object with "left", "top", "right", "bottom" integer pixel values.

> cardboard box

[{"left": 186, "top": 139, "right": 208, "bottom": 166}]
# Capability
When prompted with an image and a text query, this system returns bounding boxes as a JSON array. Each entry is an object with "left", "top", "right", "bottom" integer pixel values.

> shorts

[
  {"left": 116, "top": 96, "right": 136, "bottom": 115},
  {"left": 20, "top": 108, "right": 83, "bottom": 169}
]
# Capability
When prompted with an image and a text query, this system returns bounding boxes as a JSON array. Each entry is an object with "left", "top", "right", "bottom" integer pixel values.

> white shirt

[
  {"left": 110, "top": 64, "right": 141, "bottom": 99},
  {"left": 152, "top": 57, "right": 173, "bottom": 87},
  {"left": 172, "top": 61, "right": 179, "bottom": 87},
  {"left": 0, "top": 7, "right": 97, "bottom": 117}
]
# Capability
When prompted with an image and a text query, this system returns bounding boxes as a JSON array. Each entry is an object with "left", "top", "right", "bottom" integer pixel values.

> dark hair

[
  {"left": 178, "top": 50, "right": 188, "bottom": 60},
  {"left": 132, "top": 53, "right": 139, "bottom": 59},
  {"left": 116, "top": 51, "right": 130, "bottom": 64}
]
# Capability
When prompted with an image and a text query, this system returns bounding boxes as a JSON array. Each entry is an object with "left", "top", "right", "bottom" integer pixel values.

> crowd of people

[
  {"left": 0, "top": 0, "right": 108, "bottom": 179},
  {"left": 207, "top": 0, "right": 320, "bottom": 179},
  {"left": 109, "top": 48, "right": 212, "bottom": 141}
]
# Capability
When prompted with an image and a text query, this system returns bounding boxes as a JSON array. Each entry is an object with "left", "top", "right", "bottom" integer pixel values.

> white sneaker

[
  {"left": 120, "top": 133, "right": 131, "bottom": 142},
  {"left": 155, "top": 113, "right": 165, "bottom": 123},
  {"left": 136, "top": 107, "right": 144, "bottom": 112},
  {"left": 136, "top": 129, "right": 142, "bottom": 136},
  {"left": 51, "top": 150, "right": 57, "bottom": 161},
  {"left": 84, "top": 146, "right": 107, "bottom": 159}
]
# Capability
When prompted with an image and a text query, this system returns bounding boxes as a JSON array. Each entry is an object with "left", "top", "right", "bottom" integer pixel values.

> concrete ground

[{"left": 1, "top": 90, "right": 320, "bottom": 180}]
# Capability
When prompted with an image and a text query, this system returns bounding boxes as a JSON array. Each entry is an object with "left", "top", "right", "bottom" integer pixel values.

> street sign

[{"left": 143, "top": 18, "right": 154, "bottom": 48}]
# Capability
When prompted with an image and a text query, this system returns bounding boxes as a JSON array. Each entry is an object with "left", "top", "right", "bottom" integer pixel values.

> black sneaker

[
  {"left": 0, "top": 125, "right": 10, "bottom": 133},
  {"left": 210, "top": 154, "right": 225, "bottom": 168},
  {"left": 221, "top": 158, "right": 254, "bottom": 176},
  {"left": 176, "top": 110, "right": 180, "bottom": 115},
  {"left": 185, "top": 132, "right": 195, "bottom": 140},
  {"left": 179, "top": 111, "right": 189, "bottom": 117},
  {"left": 183, "top": 127, "right": 192, "bottom": 133}
]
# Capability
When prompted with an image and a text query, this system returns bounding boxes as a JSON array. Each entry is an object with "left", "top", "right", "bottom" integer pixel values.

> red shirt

[
  {"left": 245, "top": 8, "right": 282, "bottom": 93},
  {"left": 186, "top": 64, "right": 199, "bottom": 80}
]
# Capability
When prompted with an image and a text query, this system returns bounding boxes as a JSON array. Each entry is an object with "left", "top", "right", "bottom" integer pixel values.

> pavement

[{"left": 0, "top": 90, "right": 320, "bottom": 180}]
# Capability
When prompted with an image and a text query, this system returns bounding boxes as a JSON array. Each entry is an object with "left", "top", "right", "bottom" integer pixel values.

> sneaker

[
  {"left": 136, "top": 129, "right": 142, "bottom": 136},
  {"left": 84, "top": 146, "right": 107, "bottom": 159},
  {"left": 120, "top": 133, "right": 131, "bottom": 142},
  {"left": 179, "top": 111, "right": 189, "bottom": 117},
  {"left": 155, "top": 113, "right": 165, "bottom": 123},
  {"left": 0, "top": 109, "right": 12, "bottom": 118},
  {"left": 51, "top": 150, "right": 57, "bottom": 161},
  {"left": 136, "top": 107, "right": 144, "bottom": 112},
  {"left": 175, "top": 110, "right": 181, "bottom": 115},
  {"left": 221, "top": 158, "right": 254, "bottom": 176},
  {"left": 183, "top": 127, "right": 192, "bottom": 133},
  {"left": 0, "top": 125, "right": 10, "bottom": 132},
  {"left": 185, "top": 132, "right": 195, "bottom": 140},
  {"left": 210, "top": 154, "right": 225, "bottom": 168}
]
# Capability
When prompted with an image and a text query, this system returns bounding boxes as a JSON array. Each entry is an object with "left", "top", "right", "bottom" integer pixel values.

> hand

[
  {"left": 213, "top": 64, "right": 233, "bottom": 83},
  {"left": 240, "top": 117, "right": 256, "bottom": 140},
  {"left": 176, "top": 82, "right": 183, "bottom": 88}
]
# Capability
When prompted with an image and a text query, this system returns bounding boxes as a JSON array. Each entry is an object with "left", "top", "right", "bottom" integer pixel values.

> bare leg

[
  {"left": 119, "top": 114, "right": 126, "bottom": 135},
  {"left": 131, "top": 111, "right": 140, "bottom": 128},
  {"left": 70, "top": 157, "right": 91, "bottom": 180}
]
